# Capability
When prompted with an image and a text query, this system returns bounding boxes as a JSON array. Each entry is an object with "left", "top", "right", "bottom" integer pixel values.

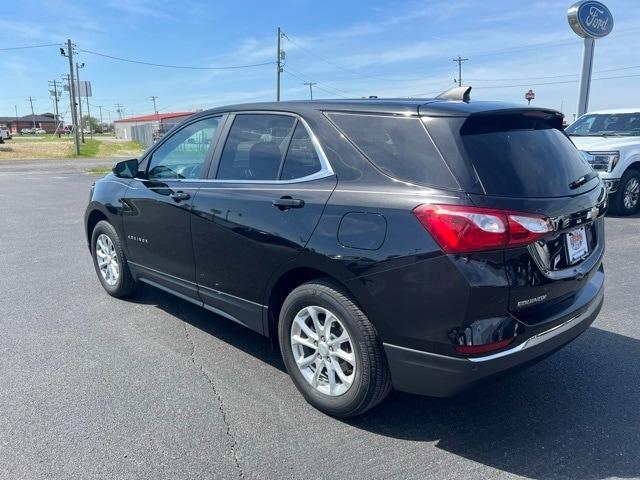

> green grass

[
  {"left": 86, "top": 167, "right": 112, "bottom": 175},
  {"left": 69, "top": 139, "right": 144, "bottom": 158},
  {"left": 77, "top": 139, "right": 101, "bottom": 157}
]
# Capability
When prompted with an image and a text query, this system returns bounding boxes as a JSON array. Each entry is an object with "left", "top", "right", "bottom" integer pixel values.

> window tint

[
  {"left": 280, "top": 123, "right": 322, "bottom": 180},
  {"left": 460, "top": 114, "right": 594, "bottom": 197},
  {"left": 147, "top": 117, "right": 220, "bottom": 180},
  {"left": 217, "top": 114, "right": 295, "bottom": 181},
  {"left": 327, "top": 113, "right": 459, "bottom": 189}
]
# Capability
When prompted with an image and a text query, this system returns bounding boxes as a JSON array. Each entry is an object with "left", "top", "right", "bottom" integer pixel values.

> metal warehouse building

[{"left": 114, "top": 112, "right": 195, "bottom": 146}]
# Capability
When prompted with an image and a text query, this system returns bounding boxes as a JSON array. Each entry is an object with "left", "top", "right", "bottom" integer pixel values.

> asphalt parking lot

[{"left": 1, "top": 160, "right": 639, "bottom": 480}]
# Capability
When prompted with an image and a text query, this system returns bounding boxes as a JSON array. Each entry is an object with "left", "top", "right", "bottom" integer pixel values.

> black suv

[{"left": 85, "top": 89, "right": 605, "bottom": 417}]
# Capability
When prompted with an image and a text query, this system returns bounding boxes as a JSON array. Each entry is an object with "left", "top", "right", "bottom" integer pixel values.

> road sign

[
  {"left": 74, "top": 81, "right": 92, "bottom": 97},
  {"left": 525, "top": 89, "right": 535, "bottom": 105}
]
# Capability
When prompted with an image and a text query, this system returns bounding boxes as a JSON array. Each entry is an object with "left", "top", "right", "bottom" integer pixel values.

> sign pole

[
  {"left": 576, "top": 37, "right": 595, "bottom": 117},
  {"left": 567, "top": 1, "right": 613, "bottom": 119}
]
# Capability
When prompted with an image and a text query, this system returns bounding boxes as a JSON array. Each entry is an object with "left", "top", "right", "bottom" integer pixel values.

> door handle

[
  {"left": 170, "top": 191, "right": 191, "bottom": 202},
  {"left": 273, "top": 196, "right": 305, "bottom": 210}
]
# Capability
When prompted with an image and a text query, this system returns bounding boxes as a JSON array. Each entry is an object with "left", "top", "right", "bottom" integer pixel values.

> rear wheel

[
  {"left": 611, "top": 169, "right": 640, "bottom": 216},
  {"left": 278, "top": 280, "right": 391, "bottom": 417},
  {"left": 91, "top": 220, "right": 140, "bottom": 298}
]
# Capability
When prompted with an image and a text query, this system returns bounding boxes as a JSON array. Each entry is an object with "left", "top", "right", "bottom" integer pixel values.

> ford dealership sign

[{"left": 568, "top": 1, "right": 614, "bottom": 38}]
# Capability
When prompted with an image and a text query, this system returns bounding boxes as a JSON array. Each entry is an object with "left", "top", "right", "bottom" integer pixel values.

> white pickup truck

[{"left": 567, "top": 108, "right": 640, "bottom": 215}]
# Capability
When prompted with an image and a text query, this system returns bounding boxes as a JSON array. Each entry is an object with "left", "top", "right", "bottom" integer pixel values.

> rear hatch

[{"left": 424, "top": 109, "right": 606, "bottom": 326}]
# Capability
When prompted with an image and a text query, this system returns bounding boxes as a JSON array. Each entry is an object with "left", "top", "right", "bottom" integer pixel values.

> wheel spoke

[
  {"left": 326, "top": 361, "right": 337, "bottom": 394},
  {"left": 294, "top": 316, "right": 317, "bottom": 341},
  {"left": 296, "top": 353, "right": 317, "bottom": 368},
  {"left": 330, "top": 358, "right": 353, "bottom": 388},
  {"left": 332, "top": 348, "right": 355, "bottom": 366},
  {"left": 327, "top": 331, "right": 348, "bottom": 347},
  {"left": 291, "top": 334, "right": 316, "bottom": 350},
  {"left": 307, "top": 307, "right": 323, "bottom": 337},
  {"left": 323, "top": 311, "right": 336, "bottom": 338},
  {"left": 311, "top": 364, "right": 323, "bottom": 388}
]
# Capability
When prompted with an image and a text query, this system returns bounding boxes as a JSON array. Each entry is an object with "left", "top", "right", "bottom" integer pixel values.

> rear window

[
  {"left": 327, "top": 113, "right": 459, "bottom": 190},
  {"left": 459, "top": 113, "right": 595, "bottom": 197}
]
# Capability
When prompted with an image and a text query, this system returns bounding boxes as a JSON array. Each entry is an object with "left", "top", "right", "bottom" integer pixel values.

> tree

[{"left": 81, "top": 115, "right": 99, "bottom": 133}]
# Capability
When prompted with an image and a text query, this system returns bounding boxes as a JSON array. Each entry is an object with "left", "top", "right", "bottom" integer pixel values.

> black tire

[
  {"left": 610, "top": 169, "right": 640, "bottom": 216},
  {"left": 278, "top": 280, "right": 391, "bottom": 417},
  {"left": 91, "top": 220, "right": 140, "bottom": 298}
]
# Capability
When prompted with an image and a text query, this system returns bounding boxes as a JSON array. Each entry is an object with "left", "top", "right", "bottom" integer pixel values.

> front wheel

[
  {"left": 611, "top": 169, "right": 640, "bottom": 216},
  {"left": 91, "top": 220, "right": 140, "bottom": 298},
  {"left": 278, "top": 280, "right": 391, "bottom": 417}
]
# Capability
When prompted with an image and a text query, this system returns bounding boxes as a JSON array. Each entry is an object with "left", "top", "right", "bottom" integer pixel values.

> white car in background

[{"left": 567, "top": 108, "right": 640, "bottom": 215}]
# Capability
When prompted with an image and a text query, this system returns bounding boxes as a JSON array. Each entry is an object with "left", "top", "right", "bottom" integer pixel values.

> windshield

[{"left": 566, "top": 113, "right": 640, "bottom": 137}]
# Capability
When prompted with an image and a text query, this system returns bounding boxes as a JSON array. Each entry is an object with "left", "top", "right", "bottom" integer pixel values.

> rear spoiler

[{"left": 436, "top": 86, "right": 472, "bottom": 103}]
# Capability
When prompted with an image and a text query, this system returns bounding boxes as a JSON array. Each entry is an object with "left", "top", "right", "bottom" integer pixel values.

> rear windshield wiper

[{"left": 569, "top": 171, "right": 599, "bottom": 189}]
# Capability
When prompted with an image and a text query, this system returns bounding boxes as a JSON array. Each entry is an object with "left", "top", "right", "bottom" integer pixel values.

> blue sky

[{"left": 1, "top": 0, "right": 639, "bottom": 122}]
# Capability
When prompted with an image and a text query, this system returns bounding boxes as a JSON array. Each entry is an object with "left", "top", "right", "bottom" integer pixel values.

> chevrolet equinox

[{"left": 85, "top": 88, "right": 605, "bottom": 417}]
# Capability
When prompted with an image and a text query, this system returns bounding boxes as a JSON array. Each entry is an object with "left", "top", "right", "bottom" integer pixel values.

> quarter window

[
  {"left": 147, "top": 116, "right": 220, "bottom": 180},
  {"left": 280, "top": 123, "right": 323, "bottom": 180},
  {"left": 216, "top": 114, "right": 295, "bottom": 181}
]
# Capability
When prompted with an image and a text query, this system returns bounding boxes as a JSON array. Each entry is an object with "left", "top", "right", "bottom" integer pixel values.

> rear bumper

[{"left": 384, "top": 282, "right": 604, "bottom": 397}]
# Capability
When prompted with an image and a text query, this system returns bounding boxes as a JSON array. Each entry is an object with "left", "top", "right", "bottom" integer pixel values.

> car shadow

[
  {"left": 126, "top": 285, "right": 286, "bottom": 373},
  {"left": 128, "top": 287, "right": 639, "bottom": 480}
]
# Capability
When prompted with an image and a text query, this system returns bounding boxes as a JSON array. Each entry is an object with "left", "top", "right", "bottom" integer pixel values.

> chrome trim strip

[
  {"left": 198, "top": 283, "right": 266, "bottom": 308},
  {"left": 174, "top": 112, "right": 334, "bottom": 185},
  {"left": 383, "top": 288, "right": 601, "bottom": 364}
]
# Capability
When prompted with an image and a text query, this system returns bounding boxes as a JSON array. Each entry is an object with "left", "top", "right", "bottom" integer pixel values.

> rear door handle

[
  {"left": 170, "top": 191, "right": 191, "bottom": 202},
  {"left": 273, "top": 196, "right": 305, "bottom": 210}
]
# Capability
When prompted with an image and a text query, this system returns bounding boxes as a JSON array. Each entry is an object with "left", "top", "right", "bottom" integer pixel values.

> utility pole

[
  {"left": 75, "top": 62, "right": 85, "bottom": 143},
  {"left": 149, "top": 96, "right": 158, "bottom": 114},
  {"left": 97, "top": 105, "right": 103, "bottom": 126},
  {"left": 14, "top": 105, "right": 18, "bottom": 135},
  {"left": 304, "top": 82, "right": 317, "bottom": 100},
  {"left": 26, "top": 96, "right": 36, "bottom": 128},
  {"left": 452, "top": 55, "right": 468, "bottom": 86},
  {"left": 276, "top": 27, "right": 283, "bottom": 101},
  {"left": 48, "top": 80, "right": 61, "bottom": 136},
  {"left": 62, "top": 39, "right": 80, "bottom": 155},
  {"left": 114, "top": 104, "right": 124, "bottom": 120}
]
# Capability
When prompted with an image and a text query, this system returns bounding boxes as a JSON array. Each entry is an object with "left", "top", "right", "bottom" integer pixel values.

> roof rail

[{"left": 436, "top": 86, "right": 472, "bottom": 102}]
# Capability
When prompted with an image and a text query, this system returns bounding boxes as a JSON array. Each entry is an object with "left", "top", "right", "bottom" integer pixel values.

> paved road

[{"left": 1, "top": 161, "right": 639, "bottom": 480}]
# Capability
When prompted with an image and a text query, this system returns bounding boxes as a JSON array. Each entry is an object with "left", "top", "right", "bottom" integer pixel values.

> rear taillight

[{"left": 413, "top": 204, "right": 552, "bottom": 254}]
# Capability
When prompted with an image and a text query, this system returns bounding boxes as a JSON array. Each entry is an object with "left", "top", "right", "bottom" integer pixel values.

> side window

[
  {"left": 147, "top": 116, "right": 220, "bottom": 180},
  {"left": 280, "top": 123, "right": 323, "bottom": 180},
  {"left": 216, "top": 114, "right": 295, "bottom": 181}
]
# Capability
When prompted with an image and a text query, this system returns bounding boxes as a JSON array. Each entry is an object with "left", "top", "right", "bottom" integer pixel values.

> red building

[{"left": 0, "top": 113, "right": 62, "bottom": 134}]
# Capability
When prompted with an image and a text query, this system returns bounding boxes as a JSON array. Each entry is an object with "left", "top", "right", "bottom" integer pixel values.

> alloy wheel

[
  {"left": 95, "top": 233, "right": 120, "bottom": 286},
  {"left": 290, "top": 305, "right": 356, "bottom": 396},
  {"left": 623, "top": 177, "right": 639, "bottom": 211}
]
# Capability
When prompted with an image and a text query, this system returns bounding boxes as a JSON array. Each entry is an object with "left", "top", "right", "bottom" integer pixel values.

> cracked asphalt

[{"left": 1, "top": 159, "right": 639, "bottom": 480}]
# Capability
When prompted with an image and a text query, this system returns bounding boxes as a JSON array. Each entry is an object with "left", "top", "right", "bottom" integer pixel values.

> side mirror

[{"left": 112, "top": 158, "right": 140, "bottom": 178}]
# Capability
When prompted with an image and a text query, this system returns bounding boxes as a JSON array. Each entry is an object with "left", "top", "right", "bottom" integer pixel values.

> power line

[
  {"left": 472, "top": 72, "right": 640, "bottom": 90},
  {"left": 284, "top": 66, "right": 353, "bottom": 96},
  {"left": 468, "top": 64, "right": 640, "bottom": 82},
  {"left": 0, "top": 43, "right": 59, "bottom": 51},
  {"left": 77, "top": 48, "right": 274, "bottom": 70},
  {"left": 281, "top": 68, "right": 350, "bottom": 98}
]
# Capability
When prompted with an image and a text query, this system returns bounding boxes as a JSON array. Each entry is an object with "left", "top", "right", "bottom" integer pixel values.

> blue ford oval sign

[{"left": 568, "top": 1, "right": 614, "bottom": 38}]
